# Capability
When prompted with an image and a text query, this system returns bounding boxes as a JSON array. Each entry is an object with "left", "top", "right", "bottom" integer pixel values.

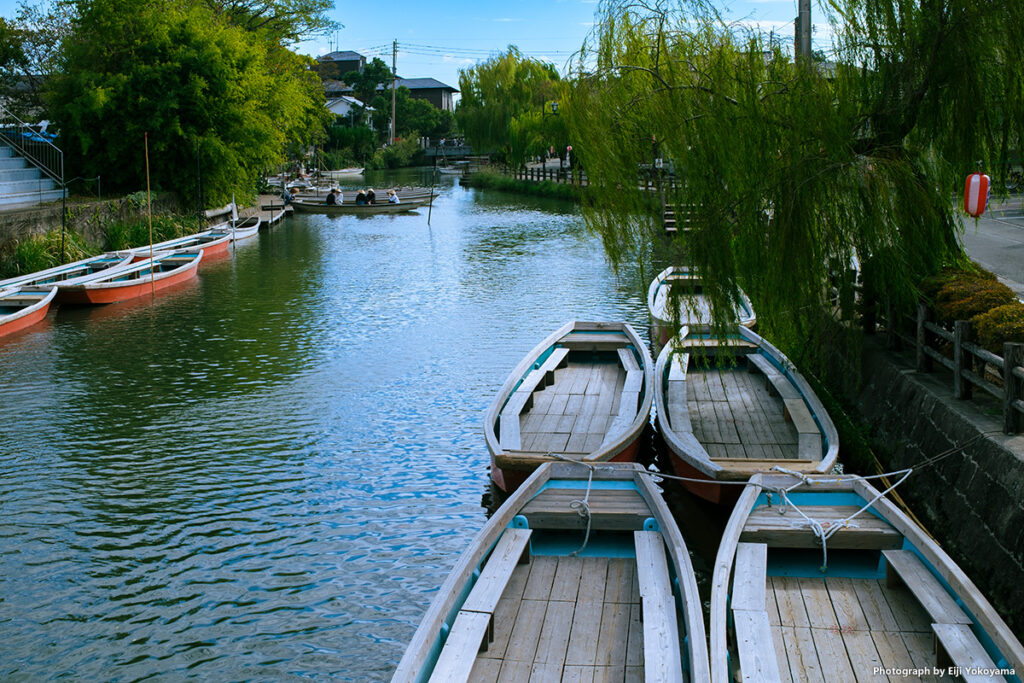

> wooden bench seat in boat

[
  {"left": 747, "top": 354, "right": 822, "bottom": 459},
  {"left": 634, "top": 530, "right": 684, "bottom": 683},
  {"left": 428, "top": 528, "right": 533, "bottom": 682},
  {"left": 498, "top": 347, "right": 570, "bottom": 451},
  {"left": 740, "top": 505, "right": 902, "bottom": 549},
  {"left": 521, "top": 487, "right": 652, "bottom": 531},
  {"left": 731, "top": 543, "right": 784, "bottom": 683},
  {"left": 884, "top": 551, "right": 1006, "bottom": 680},
  {"left": 932, "top": 623, "right": 1005, "bottom": 682},
  {"left": 602, "top": 347, "right": 643, "bottom": 447},
  {"left": 559, "top": 331, "right": 630, "bottom": 351}
]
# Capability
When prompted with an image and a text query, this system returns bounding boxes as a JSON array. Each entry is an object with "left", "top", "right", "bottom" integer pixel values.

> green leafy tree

[
  {"left": 456, "top": 46, "right": 564, "bottom": 164},
  {"left": 568, "top": 0, "right": 1024, "bottom": 359},
  {"left": 48, "top": 0, "right": 326, "bottom": 206},
  {"left": 394, "top": 86, "right": 455, "bottom": 139},
  {"left": 343, "top": 57, "right": 392, "bottom": 104}
]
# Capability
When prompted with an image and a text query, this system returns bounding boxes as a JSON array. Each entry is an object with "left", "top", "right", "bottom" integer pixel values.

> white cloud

[
  {"left": 443, "top": 54, "right": 475, "bottom": 65},
  {"left": 494, "top": 17, "right": 522, "bottom": 22}
]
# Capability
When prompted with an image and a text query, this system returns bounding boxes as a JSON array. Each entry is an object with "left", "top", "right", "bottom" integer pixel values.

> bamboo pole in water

[{"left": 145, "top": 132, "right": 155, "bottom": 297}]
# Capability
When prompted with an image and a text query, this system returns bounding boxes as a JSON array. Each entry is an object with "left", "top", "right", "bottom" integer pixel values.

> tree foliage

[
  {"left": 457, "top": 47, "right": 566, "bottom": 165},
  {"left": 343, "top": 56, "right": 392, "bottom": 104},
  {"left": 567, "top": 0, "right": 1024, "bottom": 359},
  {"left": 47, "top": 0, "right": 327, "bottom": 206}
]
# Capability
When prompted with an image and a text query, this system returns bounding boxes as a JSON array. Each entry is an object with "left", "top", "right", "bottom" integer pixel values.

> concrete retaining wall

[
  {"left": 0, "top": 194, "right": 182, "bottom": 252},
  {"left": 852, "top": 339, "right": 1024, "bottom": 633}
]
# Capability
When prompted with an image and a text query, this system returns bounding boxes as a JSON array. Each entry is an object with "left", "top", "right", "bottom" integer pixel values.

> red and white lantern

[{"left": 964, "top": 172, "right": 990, "bottom": 217}]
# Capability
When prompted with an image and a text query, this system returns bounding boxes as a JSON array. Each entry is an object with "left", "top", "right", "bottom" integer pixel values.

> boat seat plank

[
  {"left": 733, "top": 609, "right": 784, "bottom": 683},
  {"left": 499, "top": 348, "right": 571, "bottom": 450},
  {"left": 731, "top": 542, "right": 768, "bottom": 611},
  {"left": 747, "top": 354, "right": 800, "bottom": 400},
  {"left": 463, "top": 528, "right": 533, "bottom": 616},
  {"left": 742, "top": 506, "right": 902, "bottom": 549},
  {"left": 560, "top": 332, "right": 629, "bottom": 350},
  {"left": 782, "top": 399, "right": 818, "bottom": 434},
  {"left": 428, "top": 610, "right": 493, "bottom": 682},
  {"left": 932, "top": 623, "right": 1004, "bottom": 682},
  {"left": 883, "top": 550, "right": 972, "bottom": 625},
  {"left": 522, "top": 489, "right": 652, "bottom": 531},
  {"left": 633, "top": 531, "right": 683, "bottom": 683},
  {"left": 617, "top": 347, "right": 641, "bottom": 373}
]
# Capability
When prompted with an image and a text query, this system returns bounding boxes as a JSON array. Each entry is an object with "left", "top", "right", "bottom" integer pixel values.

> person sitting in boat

[
  {"left": 387, "top": 189, "right": 399, "bottom": 204},
  {"left": 365, "top": 188, "right": 376, "bottom": 204},
  {"left": 325, "top": 189, "right": 339, "bottom": 205},
  {"left": 355, "top": 189, "right": 367, "bottom": 205}
]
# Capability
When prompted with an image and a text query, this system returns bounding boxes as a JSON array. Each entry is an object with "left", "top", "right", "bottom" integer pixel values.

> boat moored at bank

[
  {"left": 0, "top": 286, "right": 57, "bottom": 338},
  {"left": 647, "top": 266, "right": 756, "bottom": 352}
]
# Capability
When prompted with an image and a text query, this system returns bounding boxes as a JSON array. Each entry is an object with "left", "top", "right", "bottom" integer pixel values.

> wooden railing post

[
  {"left": 916, "top": 304, "right": 931, "bottom": 372},
  {"left": 1005, "top": 343, "right": 1024, "bottom": 434},
  {"left": 953, "top": 321, "right": 971, "bottom": 399}
]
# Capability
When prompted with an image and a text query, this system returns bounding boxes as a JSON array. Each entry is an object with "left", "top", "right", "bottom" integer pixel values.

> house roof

[
  {"left": 394, "top": 78, "right": 458, "bottom": 93},
  {"left": 318, "top": 51, "right": 365, "bottom": 62},
  {"left": 326, "top": 96, "right": 373, "bottom": 111}
]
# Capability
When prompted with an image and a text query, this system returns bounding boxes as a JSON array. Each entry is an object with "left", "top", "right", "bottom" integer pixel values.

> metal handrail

[{"left": 0, "top": 104, "right": 64, "bottom": 186}]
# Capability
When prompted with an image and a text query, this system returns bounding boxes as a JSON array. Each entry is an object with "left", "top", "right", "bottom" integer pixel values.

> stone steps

[{"left": 0, "top": 145, "right": 64, "bottom": 209}]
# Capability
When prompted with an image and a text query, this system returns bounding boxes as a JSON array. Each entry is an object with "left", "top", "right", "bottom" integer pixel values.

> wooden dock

[{"left": 241, "top": 194, "right": 291, "bottom": 226}]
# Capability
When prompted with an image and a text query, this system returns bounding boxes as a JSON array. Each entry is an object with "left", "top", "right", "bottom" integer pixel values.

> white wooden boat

[
  {"left": 290, "top": 198, "right": 427, "bottom": 215},
  {"left": 647, "top": 266, "right": 756, "bottom": 352},
  {"left": 392, "top": 461, "right": 710, "bottom": 683},
  {"left": 226, "top": 216, "right": 261, "bottom": 242},
  {"left": 0, "top": 252, "right": 133, "bottom": 290},
  {"left": 485, "top": 321, "right": 654, "bottom": 493},
  {"left": 0, "top": 286, "right": 57, "bottom": 338},
  {"left": 39, "top": 251, "right": 203, "bottom": 304},
  {"left": 320, "top": 166, "right": 364, "bottom": 178},
  {"left": 654, "top": 326, "right": 838, "bottom": 504},
  {"left": 710, "top": 472, "right": 1024, "bottom": 683}
]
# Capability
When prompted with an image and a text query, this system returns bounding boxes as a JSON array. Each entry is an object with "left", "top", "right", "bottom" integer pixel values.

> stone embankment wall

[
  {"left": 0, "top": 194, "right": 182, "bottom": 251},
  {"left": 851, "top": 340, "right": 1024, "bottom": 633}
]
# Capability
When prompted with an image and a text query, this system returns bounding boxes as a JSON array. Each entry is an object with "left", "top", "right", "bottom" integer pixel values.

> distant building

[
  {"left": 326, "top": 96, "right": 373, "bottom": 128},
  {"left": 392, "top": 78, "right": 458, "bottom": 112},
  {"left": 316, "top": 51, "right": 366, "bottom": 81}
]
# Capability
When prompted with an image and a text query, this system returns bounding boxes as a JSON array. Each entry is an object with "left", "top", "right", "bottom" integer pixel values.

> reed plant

[
  {"left": 102, "top": 214, "right": 203, "bottom": 251},
  {"left": 0, "top": 228, "right": 96, "bottom": 280}
]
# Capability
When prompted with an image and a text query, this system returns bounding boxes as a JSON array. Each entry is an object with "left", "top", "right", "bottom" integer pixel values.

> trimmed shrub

[
  {"left": 921, "top": 267, "right": 1015, "bottom": 322},
  {"left": 973, "top": 302, "right": 1024, "bottom": 353}
]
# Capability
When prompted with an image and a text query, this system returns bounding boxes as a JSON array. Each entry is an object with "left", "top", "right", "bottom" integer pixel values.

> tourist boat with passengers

[
  {"left": 294, "top": 187, "right": 438, "bottom": 205},
  {"left": 0, "top": 252, "right": 133, "bottom": 290},
  {"left": 647, "top": 266, "right": 756, "bottom": 352},
  {"left": 710, "top": 471, "right": 1024, "bottom": 683},
  {"left": 392, "top": 461, "right": 709, "bottom": 683},
  {"left": 36, "top": 250, "right": 203, "bottom": 305},
  {"left": 290, "top": 198, "right": 428, "bottom": 215},
  {"left": 654, "top": 325, "right": 838, "bottom": 505},
  {"left": 0, "top": 286, "right": 57, "bottom": 338},
  {"left": 485, "top": 321, "right": 654, "bottom": 494}
]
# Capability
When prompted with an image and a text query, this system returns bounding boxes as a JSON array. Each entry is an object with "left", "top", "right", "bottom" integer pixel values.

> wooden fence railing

[{"left": 878, "top": 303, "right": 1024, "bottom": 434}]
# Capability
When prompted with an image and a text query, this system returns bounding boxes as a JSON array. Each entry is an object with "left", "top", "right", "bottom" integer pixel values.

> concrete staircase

[{"left": 0, "top": 145, "right": 65, "bottom": 209}]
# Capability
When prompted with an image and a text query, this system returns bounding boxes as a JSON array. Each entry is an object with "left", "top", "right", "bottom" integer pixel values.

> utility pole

[
  {"left": 390, "top": 39, "right": 397, "bottom": 145},
  {"left": 795, "top": 0, "right": 811, "bottom": 60}
]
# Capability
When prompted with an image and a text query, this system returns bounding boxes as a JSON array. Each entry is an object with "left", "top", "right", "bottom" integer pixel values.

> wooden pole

[
  {"left": 953, "top": 321, "right": 971, "bottom": 399},
  {"left": 145, "top": 132, "right": 155, "bottom": 297},
  {"left": 1004, "top": 343, "right": 1024, "bottom": 434},
  {"left": 916, "top": 303, "right": 931, "bottom": 372}
]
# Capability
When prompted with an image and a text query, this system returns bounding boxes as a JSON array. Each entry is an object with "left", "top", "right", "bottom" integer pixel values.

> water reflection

[{"left": 0, "top": 177, "right": 656, "bottom": 680}]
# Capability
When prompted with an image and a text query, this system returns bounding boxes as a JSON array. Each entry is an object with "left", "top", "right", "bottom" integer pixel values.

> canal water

[{"left": 0, "top": 171, "right": 665, "bottom": 681}]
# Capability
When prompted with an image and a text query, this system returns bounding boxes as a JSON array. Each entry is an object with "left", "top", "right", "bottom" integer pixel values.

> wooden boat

[
  {"left": 0, "top": 252, "right": 133, "bottom": 290},
  {"left": 0, "top": 286, "right": 57, "bottom": 338},
  {"left": 295, "top": 188, "right": 437, "bottom": 204},
  {"left": 654, "top": 326, "right": 838, "bottom": 504},
  {"left": 710, "top": 472, "right": 1024, "bottom": 683},
  {"left": 44, "top": 250, "right": 203, "bottom": 305},
  {"left": 647, "top": 266, "right": 756, "bottom": 352},
  {"left": 226, "top": 216, "right": 261, "bottom": 242},
  {"left": 392, "top": 461, "right": 710, "bottom": 683},
  {"left": 485, "top": 321, "right": 654, "bottom": 493},
  {"left": 131, "top": 225, "right": 234, "bottom": 257},
  {"left": 290, "top": 198, "right": 427, "bottom": 215},
  {"left": 320, "top": 166, "right": 364, "bottom": 178}
]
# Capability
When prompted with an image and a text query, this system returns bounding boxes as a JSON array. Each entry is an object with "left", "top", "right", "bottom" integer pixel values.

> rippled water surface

[{"left": 0, "top": 173, "right": 653, "bottom": 681}]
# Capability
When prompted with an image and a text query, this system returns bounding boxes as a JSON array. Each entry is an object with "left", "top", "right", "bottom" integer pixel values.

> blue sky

[{"left": 0, "top": 0, "right": 827, "bottom": 95}]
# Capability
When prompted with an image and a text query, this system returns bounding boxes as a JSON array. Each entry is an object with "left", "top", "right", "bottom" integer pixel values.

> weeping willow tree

[{"left": 567, "top": 0, "right": 1024, "bottom": 362}]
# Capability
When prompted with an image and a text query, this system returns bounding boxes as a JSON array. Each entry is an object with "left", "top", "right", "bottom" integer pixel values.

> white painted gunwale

[
  {"left": 0, "top": 252, "right": 134, "bottom": 289},
  {"left": 0, "top": 285, "right": 57, "bottom": 326},
  {"left": 708, "top": 473, "right": 1024, "bottom": 682},
  {"left": 646, "top": 266, "right": 757, "bottom": 332},
  {"left": 654, "top": 326, "right": 839, "bottom": 481},
  {"left": 483, "top": 320, "right": 654, "bottom": 467},
  {"left": 391, "top": 462, "right": 708, "bottom": 682}
]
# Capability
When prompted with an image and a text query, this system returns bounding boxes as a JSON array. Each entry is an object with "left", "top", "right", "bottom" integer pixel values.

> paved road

[{"left": 960, "top": 197, "right": 1024, "bottom": 298}]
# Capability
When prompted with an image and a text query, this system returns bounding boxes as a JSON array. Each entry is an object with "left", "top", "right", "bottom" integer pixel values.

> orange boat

[
  {"left": 45, "top": 251, "right": 203, "bottom": 305},
  {"left": 0, "top": 286, "right": 57, "bottom": 338}
]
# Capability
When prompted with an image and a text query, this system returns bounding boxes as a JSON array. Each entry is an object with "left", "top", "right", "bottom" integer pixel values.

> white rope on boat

[{"left": 546, "top": 454, "right": 616, "bottom": 556}]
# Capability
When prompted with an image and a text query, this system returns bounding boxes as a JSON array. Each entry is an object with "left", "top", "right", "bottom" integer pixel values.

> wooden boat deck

[
  {"left": 470, "top": 555, "right": 646, "bottom": 682},
  {"left": 765, "top": 575, "right": 942, "bottom": 682},
  {"left": 686, "top": 366, "right": 799, "bottom": 460},
  {"left": 518, "top": 359, "right": 627, "bottom": 454}
]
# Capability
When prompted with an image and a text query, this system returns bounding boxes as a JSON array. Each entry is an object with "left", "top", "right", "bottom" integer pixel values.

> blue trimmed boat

[
  {"left": 710, "top": 472, "right": 1024, "bottom": 683},
  {"left": 647, "top": 266, "right": 756, "bottom": 353},
  {"left": 392, "top": 462, "right": 709, "bottom": 682}
]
